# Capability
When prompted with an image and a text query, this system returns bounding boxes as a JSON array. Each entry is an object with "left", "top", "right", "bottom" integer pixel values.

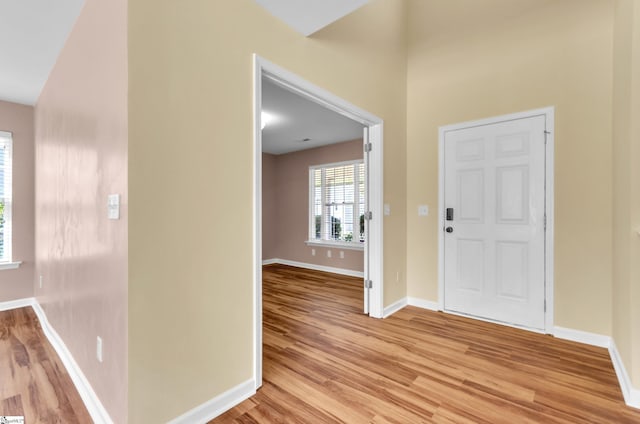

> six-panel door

[{"left": 443, "top": 115, "right": 546, "bottom": 330}]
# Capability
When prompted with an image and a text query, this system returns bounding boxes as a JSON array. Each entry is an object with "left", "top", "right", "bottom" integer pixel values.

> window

[
  {"left": 308, "top": 160, "right": 365, "bottom": 249},
  {"left": 0, "top": 131, "right": 12, "bottom": 263}
]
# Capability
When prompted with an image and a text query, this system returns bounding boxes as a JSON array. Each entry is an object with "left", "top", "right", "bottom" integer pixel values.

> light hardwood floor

[
  {"left": 214, "top": 264, "right": 640, "bottom": 423},
  {"left": 0, "top": 306, "right": 91, "bottom": 423}
]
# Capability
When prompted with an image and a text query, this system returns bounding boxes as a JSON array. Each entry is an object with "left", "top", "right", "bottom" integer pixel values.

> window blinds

[
  {"left": 311, "top": 160, "right": 365, "bottom": 243},
  {"left": 0, "top": 131, "right": 12, "bottom": 261}
]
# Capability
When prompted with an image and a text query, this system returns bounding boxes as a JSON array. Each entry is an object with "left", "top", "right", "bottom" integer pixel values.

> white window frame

[
  {"left": 0, "top": 131, "right": 19, "bottom": 269},
  {"left": 306, "top": 159, "right": 365, "bottom": 251}
]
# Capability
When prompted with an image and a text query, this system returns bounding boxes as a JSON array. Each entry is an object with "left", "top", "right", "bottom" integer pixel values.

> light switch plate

[
  {"left": 97, "top": 336, "right": 103, "bottom": 363},
  {"left": 108, "top": 194, "right": 120, "bottom": 220},
  {"left": 384, "top": 203, "right": 391, "bottom": 216}
]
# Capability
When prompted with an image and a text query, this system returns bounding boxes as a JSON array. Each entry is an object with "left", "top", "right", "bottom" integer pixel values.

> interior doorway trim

[
  {"left": 437, "top": 106, "right": 555, "bottom": 334},
  {"left": 253, "top": 55, "right": 385, "bottom": 389}
]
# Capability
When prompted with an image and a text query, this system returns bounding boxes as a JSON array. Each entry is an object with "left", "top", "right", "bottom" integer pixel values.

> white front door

[{"left": 443, "top": 115, "right": 547, "bottom": 330}]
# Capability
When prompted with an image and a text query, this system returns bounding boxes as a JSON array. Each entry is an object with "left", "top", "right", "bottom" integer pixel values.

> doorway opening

[{"left": 253, "top": 55, "right": 384, "bottom": 388}]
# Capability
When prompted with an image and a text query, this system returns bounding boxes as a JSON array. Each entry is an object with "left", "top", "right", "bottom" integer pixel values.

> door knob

[{"left": 445, "top": 227, "right": 454, "bottom": 233}]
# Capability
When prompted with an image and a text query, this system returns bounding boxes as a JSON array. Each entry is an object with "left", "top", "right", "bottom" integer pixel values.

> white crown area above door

[{"left": 253, "top": 0, "right": 370, "bottom": 36}]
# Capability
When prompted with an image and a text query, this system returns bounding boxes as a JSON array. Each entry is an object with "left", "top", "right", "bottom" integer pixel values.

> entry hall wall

[
  {"left": 129, "top": 0, "right": 408, "bottom": 421},
  {"left": 406, "top": 0, "right": 615, "bottom": 335},
  {"left": 612, "top": 0, "right": 640, "bottom": 389}
]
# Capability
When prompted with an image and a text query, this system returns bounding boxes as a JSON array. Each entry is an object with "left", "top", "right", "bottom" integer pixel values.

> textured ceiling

[{"left": 262, "top": 78, "right": 364, "bottom": 155}]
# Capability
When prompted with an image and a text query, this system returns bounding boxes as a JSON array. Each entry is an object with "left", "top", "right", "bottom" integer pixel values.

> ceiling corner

[{"left": 253, "top": 0, "right": 370, "bottom": 37}]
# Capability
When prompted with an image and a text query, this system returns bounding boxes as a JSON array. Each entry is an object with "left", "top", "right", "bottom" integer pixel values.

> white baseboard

[
  {"left": 262, "top": 258, "right": 364, "bottom": 278},
  {"left": 407, "top": 297, "right": 440, "bottom": 311},
  {"left": 0, "top": 297, "right": 35, "bottom": 312},
  {"left": 553, "top": 326, "right": 610, "bottom": 348},
  {"left": 168, "top": 379, "right": 256, "bottom": 424},
  {"left": 383, "top": 297, "right": 407, "bottom": 318},
  {"left": 31, "top": 302, "right": 114, "bottom": 423},
  {"left": 401, "top": 299, "right": 639, "bottom": 409},
  {"left": 553, "top": 326, "right": 640, "bottom": 409},
  {"left": 382, "top": 296, "right": 440, "bottom": 318},
  {"left": 609, "top": 339, "right": 640, "bottom": 408}
]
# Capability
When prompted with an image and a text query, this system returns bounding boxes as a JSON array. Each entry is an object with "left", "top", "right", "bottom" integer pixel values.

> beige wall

[
  {"left": 0, "top": 101, "right": 34, "bottom": 302},
  {"left": 34, "top": 0, "right": 128, "bottom": 421},
  {"left": 406, "top": 0, "right": 615, "bottom": 335},
  {"left": 264, "top": 139, "right": 364, "bottom": 272},
  {"left": 612, "top": 0, "right": 640, "bottom": 388},
  {"left": 630, "top": 0, "right": 640, "bottom": 388},
  {"left": 127, "top": 0, "right": 640, "bottom": 419},
  {"left": 128, "top": 0, "right": 407, "bottom": 421}
]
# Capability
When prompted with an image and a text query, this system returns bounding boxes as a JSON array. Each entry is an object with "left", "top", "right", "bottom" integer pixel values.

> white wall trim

[
  {"left": 0, "top": 261, "right": 22, "bottom": 271},
  {"left": 543, "top": 109, "right": 555, "bottom": 333},
  {"left": 553, "top": 327, "right": 640, "bottom": 410},
  {"left": 383, "top": 297, "right": 407, "bottom": 318},
  {"left": 262, "top": 258, "right": 364, "bottom": 278},
  {"left": 30, "top": 301, "right": 113, "bottom": 424},
  {"left": 553, "top": 326, "right": 610, "bottom": 348},
  {"left": 0, "top": 296, "right": 34, "bottom": 311},
  {"left": 609, "top": 340, "right": 640, "bottom": 408},
  {"left": 305, "top": 240, "right": 365, "bottom": 251},
  {"left": 407, "top": 297, "right": 440, "bottom": 312},
  {"left": 437, "top": 106, "right": 555, "bottom": 333},
  {"left": 387, "top": 296, "right": 640, "bottom": 410},
  {"left": 168, "top": 379, "right": 256, "bottom": 424},
  {"left": 253, "top": 55, "right": 264, "bottom": 389},
  {"left": 381, "top": 297, "right": 440, "bottom": 317}
]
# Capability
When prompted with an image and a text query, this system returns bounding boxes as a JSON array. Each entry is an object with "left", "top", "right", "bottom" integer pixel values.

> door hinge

[
  {"left": 544, "top": 214, "right": 547, "bottom": 230},
  {"left": 364, "top": 280, "right": 373, "bottom": 289},
  {"left": 544, "top": 130, "right": 550, "bottom": 144},
  {"left": 364, "top": 143, "right": 372, "bottom": 153},
  {"left": 365, "top": 211, "right": 373, "bottom": 220},
  {"left": 544, "top": 299, "right": 547, "bottom": 312}
]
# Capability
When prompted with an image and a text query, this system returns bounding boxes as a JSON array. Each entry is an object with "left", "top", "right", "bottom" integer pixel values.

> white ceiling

[
  {"left": 0, "top": 0, "right": 85, "bottom": 105},
  {"left": 254, "top": 0, "right": 370, "bottom": 36},
  {"left": 262, "top": 78, "right": 364, "bottom": 155},
  {"left": 0, "top": 0, "right": 368, "bottom": 106}
]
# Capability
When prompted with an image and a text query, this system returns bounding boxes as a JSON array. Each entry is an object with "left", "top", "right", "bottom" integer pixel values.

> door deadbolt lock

[
  {"left": 446, "top": 208, "right": 454, "bottom": 221},
  {"left": 445, "top": 227, "right": 454, "bottom": 233}
]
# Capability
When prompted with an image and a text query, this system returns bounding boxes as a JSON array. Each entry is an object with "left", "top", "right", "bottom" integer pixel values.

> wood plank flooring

[
  {"left": 0, "top": 306, "right": 92, "bottom": 423},
  {"left": 214, "top": 264, "right": 640, "bottom": 423}
]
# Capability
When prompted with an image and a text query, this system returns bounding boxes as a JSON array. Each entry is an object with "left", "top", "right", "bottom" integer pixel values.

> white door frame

[
  {"left": 437, "top": 106, "right": 555, "bottom": 334},
  {"left": 253, "top": 55, "right": 385, "bottom": 388}
]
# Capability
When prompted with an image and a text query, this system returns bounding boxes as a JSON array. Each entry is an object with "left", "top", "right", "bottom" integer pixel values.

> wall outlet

[
  {"left": 39, "top": 275, "right": 43, "bottom": 289},
  {"left": 418, "top": 205, "right": 429, "bottom": 216},
  {"left": 327, "top": 250, "right": 332, "bottom": 258},
  {"left": 311, "top": 248, "right": 316, "bottom": 256},
  {"left": 339, "top": 251, "right": 345, "bottom": 259},
  {"left": 97, "top": 336, "right": 103, "bottom": 363}
]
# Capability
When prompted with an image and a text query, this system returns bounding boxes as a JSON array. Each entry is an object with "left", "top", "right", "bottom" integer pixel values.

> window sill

[
  {"left": 305, "top": 240, "right": 364, "bottom": 251},
  {"left": 0, "top": 261, "right": 21, "bottom": 271}
]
